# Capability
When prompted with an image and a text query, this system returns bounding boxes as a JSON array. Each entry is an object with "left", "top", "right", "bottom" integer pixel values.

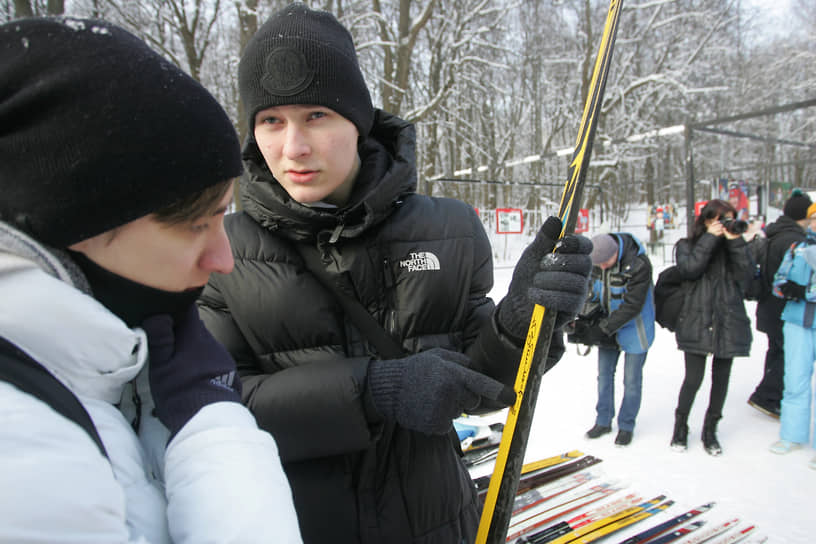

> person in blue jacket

[
  {"left": 583, "top": 233, "right": 655, "bottom": 446},
  {"left": 769, "top": 201, "right": 816, "bottom": 471}
]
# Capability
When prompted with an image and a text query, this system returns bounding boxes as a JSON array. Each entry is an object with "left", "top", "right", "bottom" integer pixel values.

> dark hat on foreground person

[
  {"left": 783, "top": 189, "right": 812, "bottom": 221},
  {"left": 590, "top": 234, "right": 618, "bottom": 265},
  {"left": 238, "top": 2, "right": 374, "bottom": 139},
  {"left": 0, "top": 16, "right": 242, "bottom": 248}
]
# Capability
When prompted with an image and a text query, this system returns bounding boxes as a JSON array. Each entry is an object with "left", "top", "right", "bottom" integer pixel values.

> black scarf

[{"left": 68, "top": 251, "right": 203, "bottom": 327}]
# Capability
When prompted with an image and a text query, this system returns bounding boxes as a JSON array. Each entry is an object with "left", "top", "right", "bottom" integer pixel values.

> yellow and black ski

[
  {"left": 475, "top": 2, "right": 625, "bottom": 542},
  {"left": 545, "top": 496, "right": 669, "bottom": 544}
]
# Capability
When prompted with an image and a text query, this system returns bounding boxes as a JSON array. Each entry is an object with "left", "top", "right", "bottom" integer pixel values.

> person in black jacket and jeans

[
  {"left": 198, "top": 4, "right": 592, "bottom": 543},
  {"left": 748, "top": 190, "right": 812, "bottom": 418},
  {"left": 670, "top": 199, "right": 752, "bottom": 456}
]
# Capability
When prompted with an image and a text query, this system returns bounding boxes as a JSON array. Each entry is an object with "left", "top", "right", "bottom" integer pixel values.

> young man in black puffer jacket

[
  {"left": 198, "top": 3, "right": 593, "bottom": 543},
  {"left": 749, "top": 190, "right": 812, "bottom": 418}
]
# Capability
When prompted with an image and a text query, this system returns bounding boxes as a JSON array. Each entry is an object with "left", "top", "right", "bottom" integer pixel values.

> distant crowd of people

[{"left": 568, "top": 191, "right": 816, "bottom": 473}]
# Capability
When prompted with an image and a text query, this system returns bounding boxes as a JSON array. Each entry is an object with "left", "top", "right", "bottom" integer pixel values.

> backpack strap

[
  {"left": 295, "top": 243, "right": 406, "bottom": 359},
  {"left": 0, "top": 337, "right": 108, "bottom": 458}
]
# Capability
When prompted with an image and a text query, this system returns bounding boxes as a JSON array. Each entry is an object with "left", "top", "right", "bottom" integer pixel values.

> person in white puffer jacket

[{"left": 0, "top": 16, "right": 301, "bottom": 544}]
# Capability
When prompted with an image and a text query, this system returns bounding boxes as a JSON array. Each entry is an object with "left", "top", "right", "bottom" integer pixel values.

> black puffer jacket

[
  {"left": 673, "top": 233, "right": 752, "bottom": 357},
  {"left": 755, "top": 216, "right": 807, "bottom": 332},
  {"left": 199, "top": 111, "right": 532, "bottom": 544}
]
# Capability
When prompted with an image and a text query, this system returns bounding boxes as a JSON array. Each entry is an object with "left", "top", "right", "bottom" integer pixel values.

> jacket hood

[
  {"left": 613, "top": 232, "right": 645, "bottom": 264},
  {"left": 0, "top": 220, "right": 86, "bottom": 289},
  {"left": 239, "top": 110, "right": 416, "bottom": 243},
  {"left": 765, "top": 215, "right": 805, "bottom": 239},
  {"left": 0, "top": 225, "right": 146, "bottom": 404}
]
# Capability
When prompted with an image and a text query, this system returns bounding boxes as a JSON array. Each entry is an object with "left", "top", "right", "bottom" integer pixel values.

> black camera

[{"left": 721, "top": 217, "right": 748, "bottom": 235}]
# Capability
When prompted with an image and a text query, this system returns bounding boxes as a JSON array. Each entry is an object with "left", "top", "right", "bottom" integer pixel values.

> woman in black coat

[{"left": 670, "top": 199, "right": 752, "bottom": 456}]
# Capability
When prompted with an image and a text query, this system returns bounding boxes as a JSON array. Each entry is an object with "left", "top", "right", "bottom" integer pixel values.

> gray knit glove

[
  {"left": 367, "top": 348, "right": 516, "bottom": 435},
  {"left": 497, "top": 216, "right": 593, "bottom": 343}
]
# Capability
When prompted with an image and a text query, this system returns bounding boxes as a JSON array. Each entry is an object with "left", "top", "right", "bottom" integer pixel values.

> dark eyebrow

[{"left": 212, "top": 204, "right": 230, "bottom": 216}]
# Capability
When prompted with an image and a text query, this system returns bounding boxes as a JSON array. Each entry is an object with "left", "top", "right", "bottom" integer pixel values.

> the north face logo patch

[{"left": 399, "top": 252, "right": 441, "bottom": 272}]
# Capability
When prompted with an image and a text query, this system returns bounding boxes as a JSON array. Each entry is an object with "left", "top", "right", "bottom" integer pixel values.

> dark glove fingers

[
  {"left": 495, "top": 384, "right": 517, "bottom": 406},
  {"left": 781, "top": 281, "right": 804, "bottom": 298},
  {"left": 510, "top": 217, "right": 563, "bottom": 284},
  {"left": 555, "top": 234, "right": 593, "bottom": 255},
  {"left": 539, "top": 252, "right": 593, "bottom": 276},
  {"left": 527, "top": 284, "right": 589, "bottom": 329},
  {"left": 459, "top": 366, "right": 517, "bottom": 407},
  {"left": 529, "top": 271, "right": 590, "bottom": 302},
  {"left": 526, "top": 287, "right": 584, "bottom": 312},
  {"left": 141, "top": 314, "right": 176, "bottom": 361},
  {"left": 171, "top": 304, "right": 208, "bottom": 352},
  {"left": 524, "top": 217, "right": 562, "bottom": 259},
  {"left": 426, "top": 347, "right": 472, "bottom": 368},
  {"left": 539, "top": 216, "right": 563, "bottom": 243},
  {"left": 458, "top": 388, "right": 482, "bottom": 413}
]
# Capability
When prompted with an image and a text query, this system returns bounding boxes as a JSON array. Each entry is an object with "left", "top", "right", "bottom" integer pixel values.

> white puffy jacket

[{"left": 0, "top": 229, "right": 302, "bottom": 543}]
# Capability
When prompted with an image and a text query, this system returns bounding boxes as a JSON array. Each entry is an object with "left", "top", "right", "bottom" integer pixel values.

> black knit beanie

[
  {"left": 238, "top": 2, "right": 374, "bottom": 139},
  {"left": 783, "top": 189, "right": 812, "bottom": 221},
  {"left": 0, "top": 17, "right": 242, "bottom": 248}
]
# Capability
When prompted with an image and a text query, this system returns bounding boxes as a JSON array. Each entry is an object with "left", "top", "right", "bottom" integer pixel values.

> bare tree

[
  {"left": 102, "top": 0, "right": 224, "bottom": 82},
  {"left": 11, "top": 0, "right": 62, "bottom": 18}
]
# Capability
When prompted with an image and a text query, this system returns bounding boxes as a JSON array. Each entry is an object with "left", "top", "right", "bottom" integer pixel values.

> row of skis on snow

[{"left": 454, "top": 418, "right": 766, "bottom": 544}]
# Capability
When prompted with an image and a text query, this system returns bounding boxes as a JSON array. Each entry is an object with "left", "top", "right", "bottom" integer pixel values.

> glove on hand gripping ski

[
  {"left": 497, "top": 216, "right": 593, "bottom": 343},
  {"left": 142, "top": 304, "right": 243, "bottom": 438},
  {"left": 367, "top": 348, "right": 516, "bottom": 435}
]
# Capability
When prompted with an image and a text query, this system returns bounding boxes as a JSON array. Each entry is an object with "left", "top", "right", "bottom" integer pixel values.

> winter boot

[
  {"left": 585, "top": 424, "right": 612, "bottom": 439},
  {"left": 670, "top": 414, "right": 688, "bottom": 452},
  {"left": 702, "top": 417, "right": 722, "bottom": 457}
]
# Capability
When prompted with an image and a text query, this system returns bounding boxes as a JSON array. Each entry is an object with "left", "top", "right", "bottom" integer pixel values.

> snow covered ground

[{"left": 470, "top": 227, "right": 814, "bottom": 543}]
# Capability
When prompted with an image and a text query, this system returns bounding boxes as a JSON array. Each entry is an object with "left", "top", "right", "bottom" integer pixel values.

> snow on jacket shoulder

[{"left": 0, "top": 235, "right": 301, "bottom": 543}]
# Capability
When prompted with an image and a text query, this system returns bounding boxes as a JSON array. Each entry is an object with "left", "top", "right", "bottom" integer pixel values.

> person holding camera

[
  {"left": 670, "top": 199, "right": 752, "bottom": 456},
  {"left": 578, "top": 234, "right": 655, "bottom": 447}
]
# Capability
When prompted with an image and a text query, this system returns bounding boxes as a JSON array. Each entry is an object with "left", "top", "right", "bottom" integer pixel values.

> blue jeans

[{"left": 595, "top": 347, "right": 647, "bottom": 432}]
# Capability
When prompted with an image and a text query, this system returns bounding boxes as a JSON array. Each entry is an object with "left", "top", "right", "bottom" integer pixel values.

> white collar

[{"left": 0, "top": 256, "right": 147, "bottom": 403}]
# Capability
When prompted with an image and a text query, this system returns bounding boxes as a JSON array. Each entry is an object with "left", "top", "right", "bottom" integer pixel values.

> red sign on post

[
  {"left": 496, "top": 208, "right": 523, "bottom": 234},
  {"left": 575, "top": 209, "right": 590, "bottom": 233},
  {"left": 695, "top": 200, "right": 709, "bottom": 217}
]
